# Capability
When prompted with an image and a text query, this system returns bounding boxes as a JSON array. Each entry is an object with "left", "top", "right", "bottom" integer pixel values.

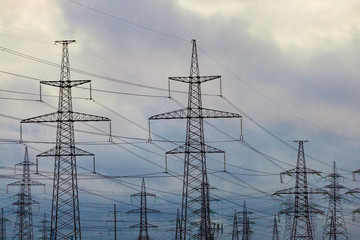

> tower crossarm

[
  {"left": 274, "top": 187, "right": 327, "bottom": 196},
  {"left": 169, "top": 75, "right": 220, "bottom": 84},
  {"left": 280, "top": 168, "right": 321, "bottom": 177},
  {"left": 41, "top": 80, "right": 90, "bottom": 88},
  {"left": 166, "top": 144, "right": 225, "bottom": 155},
  {"left": 36, "top": 146, "right": 94, "bottom": 157},
  {"left": 21, "top": 111, "right": 110, "bottom": 123},
  {"left": 149, "top": 108, "right": 240, "bottom": 120}
]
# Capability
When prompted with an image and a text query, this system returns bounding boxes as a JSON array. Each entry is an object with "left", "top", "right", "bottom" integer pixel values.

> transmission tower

[
  {"left": 239, "top": 201, "right": 253, "bottom": 240},
  {"left": 274, "top": 140, "right": 325, "bottom": 240},
  {"left": 39, "top": 213, "right": 49, "bottom": 240},
  {"left": 149, "top": 39, "right": 241, "bottom": 240},
  {"left": 322, "top": 161, "right": 348, "bottom": 240},
  {"left": 272, "top": 215, "right": 280, "bottom": 240},
  {"left": 231, "top": 210, "right": 240, "bottom": 240},
  {"left": 8, "top": 146, "right": 45, "bottom": 240},
  {"left": 280, "top": 195, "right": 293, "bottom": 240},
  {"left": 0, "top": 208, "right": 9, "bottom": 240},
  {"left": 175, "top": 209, "right": 181, "bottom": 240},
  {"left": 127, "top": 178, "right": 160, "bottom": 240},
  {"left": 21, "top": 40, "right": 111, "bottom": 239}
]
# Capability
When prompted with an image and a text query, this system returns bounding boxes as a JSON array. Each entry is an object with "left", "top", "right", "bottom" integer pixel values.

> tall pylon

[
  {"left": 322, "top": 162, "right": 348, "bottom": 240},
  {"left": 21, "top": 40, "right": 111, "bottom": 239},
  {"left": 0, "top": 208, "right": 9, "bottom": 240},
  {"left": 272, "top": 215, "right": 280, "bottom": 240},
  {"left": 8, "top": 146, "right": 45, "bottom": 240},
  {"left": 274, "top": 140, "right": 325, "bottom": 240},
  {"left": 39, "top": 213, "right": 49, "bottom": 240},
  {"left": 231, "top": 210, "right": 240, "bottom": 240},
  {"left": 127, "top": 178, "right": 160, "bottom": 240},
  {"left": 149, "top": 39, "right": 241, "bottom": 240},
  {"left": 239, "top": 201, "right": 253, "bottom": 240}
]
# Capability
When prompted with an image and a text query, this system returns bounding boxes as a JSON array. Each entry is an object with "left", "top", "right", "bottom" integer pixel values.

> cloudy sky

[{"left": 1, "top": 0, "right": 360, "bottom": 239}]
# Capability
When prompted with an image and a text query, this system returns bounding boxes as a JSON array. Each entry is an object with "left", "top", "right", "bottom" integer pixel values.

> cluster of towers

[{"left": 0, "top": 38, "right": 358, "bottom": 240}]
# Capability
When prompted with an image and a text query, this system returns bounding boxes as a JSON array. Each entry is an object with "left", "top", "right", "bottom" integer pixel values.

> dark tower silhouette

[
  {"left": 149, "top": 39, "right": 241, "bottom": 240},
  {"left": 280, "top": 196, "right": 293, "bottom": 240},
  {"left": 39, "top": 213, "right": 49, "bottom": 240},
  {"left": 175, "top": 209, "right": 181, "bottom": 240},
  {"left": 272, "top": 215, "right": 280, "bottom": 240},
  {"left": 8, "top": 146, "right": 44, "bottom": 240},
  {"left": 21, "top": 40, "right": 111, "bottom": 239},
  {"left": 274, "top": 141, "right": 325, "bottom": 240},
  {"left": 231, "top": 210, "right": 240, "bottom": 240},
  {"left": 127, "top": 178, "right": 160, "bottom": 240},
  {"left": 0, "top": 208, "right": 9, "bottom": 240},
  {"left": 322, "top": 162, "right": 348, "bottom": 240},
  {"left": 240, "top": 201, "right": 253, "bottom": 240}
]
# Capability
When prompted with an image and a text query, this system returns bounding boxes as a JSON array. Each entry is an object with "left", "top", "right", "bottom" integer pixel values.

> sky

[{"left": 1, "top": 0, "right": 360, "bottom": 239}]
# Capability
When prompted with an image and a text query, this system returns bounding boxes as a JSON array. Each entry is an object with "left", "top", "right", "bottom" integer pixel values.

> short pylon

[
  {"left": 127, "top": 178, "right": 160, "bottom": 240},
  {"left": 322, "top": 162, "right": 348, "bottom": 240},
  {"left": 8, "top": 146, "right": 44, "bottom": 240},
  {"left": 175, "top": 209, "right": 181, "bottom": 240},
  {"left": 0, "top": 208, "right": 9, "bottom": 240},
  {"left": 274, "top": 141, "right": 326, "bottom": 240},
  {"left": 231, "top": 210, "right": 239, "bottom": 240},
  {"left": 272, "top": 215, "right": 280, "bottom": 240},
  {"left": 240, "top": 201, "right": 253, "bottom": 240},
  {"left": 39, "top": 213, "right": 50, "bottom": 240}
]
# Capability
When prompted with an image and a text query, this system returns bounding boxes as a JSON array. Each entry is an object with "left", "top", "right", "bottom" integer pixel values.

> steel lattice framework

[
  {"left": 347, "top": 162, "right": 360, "bottom": 220},
  {"left": 231, "top": 210, "right": 240, "bottom": 240},
  {"left": 127, "top": 178, "right": 160, "bottom": 240},
  {"left": 272, "top": 215, "right": 280, "bottom": 240},
  {"left": 0, "top": 208, "right": 9, "bottom": 240},
  {"left": 274, "top": 141, "right": 325, "bottom": 240},
  {"left": 175, "top": 209, "right": 181, "bottom": 240},
  {"left": 240, "top": 201, "right": 253, "bottom": 240},
  {"left": 39, "top": 213, "right": 49, "bottom": 240},
  {"left": 322, "top": 162, "right": 348, "bottom": 240},
  {"left": 149, "top": 39, "right": 241, "bottom": 240},
  {"left": 21, "top": 40, "right": 110, "bottom": 239},
  {"left": 8, "top": 146, "right": 44, "bottom": 240}
]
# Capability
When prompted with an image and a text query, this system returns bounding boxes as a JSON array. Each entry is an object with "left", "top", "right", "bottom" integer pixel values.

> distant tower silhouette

[
  {"left": 0, "top": 208, "right": 9, "bottom": 240},
  {"left": 149, "top": 39, "right": 241, "bottom": 240},
  {"left": 21, "top": 40, "right": 111, "bottom": 239},
  {"left": 39, "top": 213, "right": 49, "bottom": 240},
  {"left": 322, "top": 162, "right": 348, "bottom": 240},
  {"left": 240, "top": 201, "right": 253, "bottom": 240},
  {"left": 8, "top": 146, "right": 44, "bottom": 240},
  {"left": 280, "top": 195, "right": 293, "bottom": 240},
  {"left": 274, "top": 141, "right": 325, "bottom": 240},
  {"left": 175, "top": 209, "right": 181, "bottom": 240},
  {"left": 231, "top": 210, "right": 240, "bottom": 240},
  {"left": 272, "top": 215, "right": 280, "bottom": 240},
  {"left": 127, "top": 178, "right": 160, "bottom": 240}
]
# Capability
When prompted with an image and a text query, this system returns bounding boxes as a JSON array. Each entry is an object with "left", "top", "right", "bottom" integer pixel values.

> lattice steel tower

[
  {"left": 272, "top": 215, "right": 280, "bottom": 240},
  {"left": 39, "top": 213, "right": 49, "bottom": 240},
  {"left": 8, "top": 146, "right": 44, "bottom": 240},
  {"left": 127, "top": 178, "right": 160, "bottom": 240},
  {"left": 240, "top": 201, "right": 253, "bottom": 240},
  {"left": 231, "top": 210, "right": 240, "bottom": 240},
  {"left": 322, "top": 162, "right": 348, "bottom": 240},
  {"left": 149, "top": 39, "right": 241, "bottom": 240},
  {"left": 21, "top": 40, "right": 111, "bottom": 239},
  {"left": 274, "top": 141, "right": 325, "bottom": 240},
  {"left": 0, "top": 208, "right": 9, "bottom": 240}
]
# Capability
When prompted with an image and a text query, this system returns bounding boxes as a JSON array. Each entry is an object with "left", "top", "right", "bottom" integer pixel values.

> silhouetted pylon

[
  {"left": 149, "top": 39, "right": 241, "bottom": 240},
  {"left": 175, "top": 209, "right": 181, "bottom": 240},
  {"left": 274, "top": 140, "right": 325, "bottom": 240},
  {"left": 127, "top": 178, "right": 160, "bottom": 240},
  {"left": 21, "top": 40, "right": 111, "bottom": 239},
  {"left": 8, "top": 146, "right": 45, "bottom": 240},
  {"left": 239, "top": 201, "right": 253, "bottom": 240},
  {"left": 39, "top": 213, "right": 49, "bottom": 240},
  {"left": 322, "top": 162, "right": 348, "bottom": 240},
  {"left": 0, "top": 208, "right": 9, "bottom": 240},
  {"left": 272, "top": 215, "right": 280, "bottom": 240},
  {"left": 231, "top": 210, "right": 240, "bottom": 240}
]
